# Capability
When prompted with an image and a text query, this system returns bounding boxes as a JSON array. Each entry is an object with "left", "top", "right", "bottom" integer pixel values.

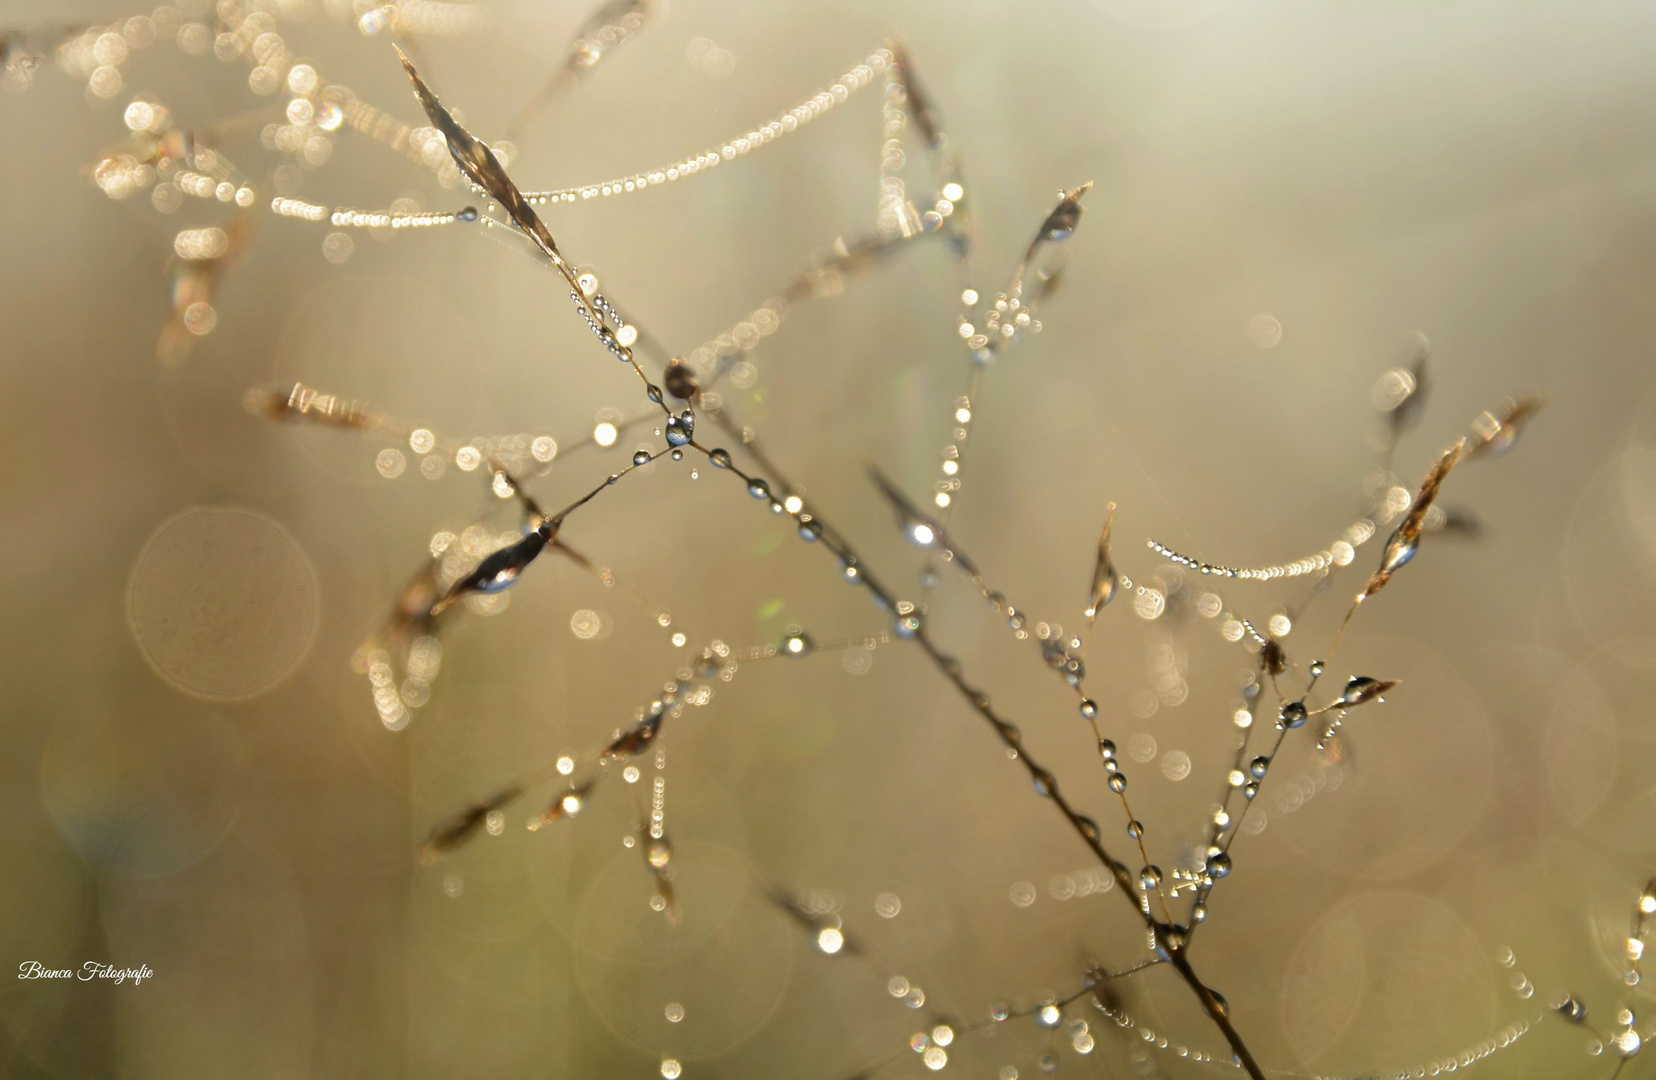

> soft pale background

[{"left": 3, "top": 0, "right": 1656, "bottom": 1076}]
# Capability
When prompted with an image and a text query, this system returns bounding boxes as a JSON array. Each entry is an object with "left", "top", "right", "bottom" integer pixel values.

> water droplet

[
  {"left": 1076, "top": 816, "right": 1099, "bottom": 841},
  {"left": 1108, "top": 773, "right": 1126, "bottom": 794},
  {"left": 1381, "top": 528, "right": 1418, "bottom": 573},
  {"left": 1140, "top": 866, "right": 1163, "bottom": 891},
  {"left": 664, "top": 412, "right": 695, "bottom": 447},
  {"left": 1280, "top": 701, "right": 1308, "bottom": 728},
  {"left": 748, "top": 478, "right": 770, "bottom": 499},
  {"left": 1207, "top": 852, "right": 1232, "bottom": 878},
  {"left": 708, "top": 448, "right": 732, "bottom": 468},
  {"left": 1310, "top": 660, "right": 1325, "bottom": 678},
  {"left": 1243, "top": 781, "right": 1259, "bottom": 800},
  {"left": 1126, "top": 820, "right": 1143, "bottom": 839},
  {"left": 1553, "top": 993, "right": 1588, "bottom": 1023},
  {"left": 798, "top": 519, "right": 823, "bottom": 542},
  {"left": 670, "top": 448, "right": 684, "bottom": 461},
  {"left": 1206, "top": 989, "right": 1229, "bottom": 1018},
  {"left": 1098, "top": 739, "right": 1116, "bottom": 761},
  {"left": 1039, "top": 1053, "right": 1058, "bottom": 1074},
  {"left": 1249, "top": 756, "right": 1270, "bottom": 779},
  {"left": 781, "top": 627, "right": 812, "bottom": 656},
  {"left": 1079, "top": 699, "right": 1098, "bottom": 721},
  {"left": 1031, "top": 768, "right": 1056, "bottom": 797},
  {"left": 1192, "top": 901, "right": 1208, "bottom": 923},
  {"left": 646, "top": 383, "right": 664, "bottom": 404},
  {"left": 895, "top": 613, "right": 922, "bottom": 638},
  {"left": 456, "top": 206, "right": 478, "bottom": 222},
  {"left": 632, "top": 450, "right": 652, "bottom": 466}
]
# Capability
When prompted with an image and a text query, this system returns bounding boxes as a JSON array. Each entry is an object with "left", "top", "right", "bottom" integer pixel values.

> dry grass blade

[
  {"left": 1085, "top": 503, "right": 1118, "bottom": 623},
  {"left": 417, "top": 783, "right": 524, "bottom": 860},
  {"left": 244, "top": 382, "right": 383, "bottom": 430},
  {"left": 1361, "top": 437, "right": 1466, "bottom": 602},
  {"left": 395, "top": 47, "right": 562, "bottom": 263},
  {"left": 528, "top": 779, "right": 596, "bottom": 830},
  {"left": 1468, "top": 393, "right": 1546, "bottom": 459},
  {"left": 1025, "top": 182, "right": 1092, "bottom": 263},
  {"left": 1337, "top": 675, "right": 1399, "bottom": 707},
  {"left": 889, "top": 42, "right": 943, "bottom": 150},
  {"left": 508, "top": 0, "right": 654, "bottom": 140}
]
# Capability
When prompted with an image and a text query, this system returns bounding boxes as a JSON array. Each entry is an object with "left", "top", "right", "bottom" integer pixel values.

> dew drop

[
  {"left": 664, "top": 412, "right": 694, "bottom": 447},
  {"left": 1280, "top": 701, "right": 1308, "bottom": 729},
  {"left": 1079, "top": 699, "right": 1098, "bottom": 721},
  {"left": 1249, "top": 756, "right": 1270, "bottom": 779},
  {"left": 708, "top": 448, "right": 732, "bottom": 468},
  {"left": 1206, "top": 852, "right": 1232, "bottom": 879},
  {"left": 748, "top": 478, "right": 770, "bottom": 499},
  {"left": 632, "top": 450, "right": 652, "bottom": 466}
]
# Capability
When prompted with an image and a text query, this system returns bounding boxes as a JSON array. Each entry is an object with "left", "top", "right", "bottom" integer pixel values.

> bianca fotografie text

[{"left": 18, "top": 962, "right": 152, "bottom": 986}]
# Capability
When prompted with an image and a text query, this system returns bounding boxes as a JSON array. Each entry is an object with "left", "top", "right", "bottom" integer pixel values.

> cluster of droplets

[
  {"left": 516, "top": 49, "right": 893, "bottom": 205},
  {"left": 328, "top": 204, "right": 476, "bottom": 229},
  {"left": 360, "top": 636, "right": 442, "bottom": 730},
  {"left": 569, "top": 276, "right": 633, "bottom": 364}
]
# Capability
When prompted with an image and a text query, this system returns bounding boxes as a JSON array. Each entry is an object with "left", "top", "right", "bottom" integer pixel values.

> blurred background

[{"left": 4, "top": 0, "right": 1656, "bottom": 1076}]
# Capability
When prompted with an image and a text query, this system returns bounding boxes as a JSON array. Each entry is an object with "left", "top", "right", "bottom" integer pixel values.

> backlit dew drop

[
  {"left": 932, "top": 1024, "right": 954, "bottom": 1047},
  {"left": 1280, "top": 701, "right": 1308, "bottom": 728},
  {"left": 660, "top": 1059, "right": 681, "bottom": 1079},
  {"left": 556, "top": 755, "right": 575, "bottom": 774},
  {"left": 1310, "top": 660, "right": 1325, "bottom": 678},
  {"left": 1037, "top": 1005, "right": 1062, "bottom": 1028},
  {"left": 889, "top": 977, "right": 909, "bottom": 997},
  {"left": 1553, "top": 993, "right": 1588, "bottom": 1022},
  {"left": 593, "top": 421, "right": 618, "bottom": 447},
  {"left": 781, "top": 626, "right": 813, "bottom": 656},
  {"left": 1207, "top": 852, "right": 1232, "bottom": 878},
  {"left": 815, "top": 927, "right": 844, "bottom": 954},
  {"left": 895, "top": 613, "right": 922, "bottom": 638},
  {"left": 633, "top": 450, "right": 652, "bottom": 465},
  {"left": 665, "top": 1002, "right": 684, "bottom": 1023},
  {"left": 664, "top": 412, "right": 695, "bottom": 446},
  {"left": 923, "top": 1047, "right": 948, "bottom": 1070},
  {"left": 1039, "top": 1055, "right": 1057, "bottom": 1074},
  {"left": 910, "top": 523, "right": 937, "bottom": 546},
  {"left": 646, "top": 838, "right": 671, "bottom": 868}
]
